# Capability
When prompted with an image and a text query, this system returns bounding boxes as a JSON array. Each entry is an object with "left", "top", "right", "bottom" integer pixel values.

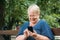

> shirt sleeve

[
  {"left": 17, "top": 22, "right": 29, "bottom": 36},
  {"left": 17, "top": 25, "right": 24, "bottom": 36},
  {"left": 17, "top": 23, "right": 26, "bottom": 36},
  {"left": 41, "top": 20, "right": 54, "bottom": 40}
]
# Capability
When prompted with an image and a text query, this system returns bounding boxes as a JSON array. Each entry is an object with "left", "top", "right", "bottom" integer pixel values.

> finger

[
  {"left": 33, "top": 30, "right": 37, "bottom": 33},
  {"left": 24, "top": 29, "right": 28, "bottom": 33},
  {"left": 32, "top": 33, "right": 37, "bottom": 37},
  {"left": 24, "top": 29, "right": 30, "bottom": 37}
]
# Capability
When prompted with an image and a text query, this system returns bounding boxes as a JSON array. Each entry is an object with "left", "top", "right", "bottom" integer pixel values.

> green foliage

[
  {"left": 5, "top": 0, "right": 60, "bottom": 28},
  {"left": 43, "top": 14, "right": 60, "bottom": 28}
]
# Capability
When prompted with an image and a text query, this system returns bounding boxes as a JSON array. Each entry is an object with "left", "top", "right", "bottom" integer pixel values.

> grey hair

[{"left": 28, "top": 4, "right": 40, "bottom": 14}]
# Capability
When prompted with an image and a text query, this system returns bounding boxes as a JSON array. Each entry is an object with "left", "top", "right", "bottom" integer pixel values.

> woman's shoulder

[
  {"left": 39, "top": 19, "right": 46, "bottom": 23},
  {"left": 20, "top": 21, "right": 29, "bottom": 28},
  {"left": 40, "top": 19, "right": 49, "bottom": 26},
  {"left": 23, "top": 21, "right": 29, "bottom": 25}
]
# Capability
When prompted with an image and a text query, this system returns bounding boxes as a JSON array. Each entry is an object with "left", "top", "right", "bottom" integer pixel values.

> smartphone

[{"left": 28, "top": 26, "right": 33, "bottom": 32}]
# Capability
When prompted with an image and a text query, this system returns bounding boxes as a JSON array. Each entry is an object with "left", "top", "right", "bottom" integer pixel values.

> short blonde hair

[{"left": 28, "top": 4, "right": 40, "bottom": 14}]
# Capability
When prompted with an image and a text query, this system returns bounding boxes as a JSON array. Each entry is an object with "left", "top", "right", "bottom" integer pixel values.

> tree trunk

[{"left": 0, "top": 0, "right": 5, "bottom": 30}]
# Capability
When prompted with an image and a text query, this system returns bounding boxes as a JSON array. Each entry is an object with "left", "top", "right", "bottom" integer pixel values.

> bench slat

[
  {"left": 52, "top": 28, "right": 60, "bottom": 36},
  {"left": 0, "top": 28, "right": 60, "bottom": 35},
  {"left": 0, "top": 30, "right": 18, "bottom": 35}
]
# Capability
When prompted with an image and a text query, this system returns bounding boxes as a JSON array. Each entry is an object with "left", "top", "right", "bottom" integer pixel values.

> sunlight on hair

[{"left": 28, "top": 4, "right": 40, "bottom": 14}]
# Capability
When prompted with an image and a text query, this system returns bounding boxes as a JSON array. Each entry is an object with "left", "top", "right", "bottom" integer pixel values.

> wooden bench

[
  {"left": 0, "top": 28, "right": 60, "bottom": 36},
  {"left": 52, "top": 28, "right": 60, "bottom": 36}
]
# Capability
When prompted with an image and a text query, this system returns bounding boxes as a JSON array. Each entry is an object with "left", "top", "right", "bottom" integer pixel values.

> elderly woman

[{"left": 16, "top": 4, "right": 54, "bottom": 40}]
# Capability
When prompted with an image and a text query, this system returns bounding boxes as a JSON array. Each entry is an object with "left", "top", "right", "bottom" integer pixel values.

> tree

[
  {"left": 0, "top": 0, "right": 5, "bottom": 30},
  {"left": 4, "top": 0, "right": 60, "bottom": 29}
]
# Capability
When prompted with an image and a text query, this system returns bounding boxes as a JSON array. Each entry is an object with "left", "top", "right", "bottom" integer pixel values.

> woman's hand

[
  {"left": 24, "top": 29, "right": 37, "bottom": 38},
  {"left": 24, "top": 29, "right": 30, "bottom": 38},
  {"left": 29, "top": 30, "right": 50, "bottom": 40},
  {"left": 29, "top": 30, "right": 37, "bottom": 38}
]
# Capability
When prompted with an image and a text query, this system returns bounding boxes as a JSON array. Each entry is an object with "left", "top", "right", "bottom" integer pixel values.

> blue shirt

[{"left": 17, "top": 19, "right": 54, "bottom": 40}]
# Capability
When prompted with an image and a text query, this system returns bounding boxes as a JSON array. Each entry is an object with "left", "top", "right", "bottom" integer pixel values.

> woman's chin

[{"left": 31, "top": 21, "right": 36, "bottom": 24}]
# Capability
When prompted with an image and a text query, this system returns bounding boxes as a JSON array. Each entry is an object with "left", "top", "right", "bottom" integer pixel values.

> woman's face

[{"left": 28, "top": 9, "right": 39, "bottom": 24}]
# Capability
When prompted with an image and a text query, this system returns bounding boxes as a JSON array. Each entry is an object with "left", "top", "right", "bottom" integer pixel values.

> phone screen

[{"left": 28, "top": 26, "right": 33, "bottom": 32}]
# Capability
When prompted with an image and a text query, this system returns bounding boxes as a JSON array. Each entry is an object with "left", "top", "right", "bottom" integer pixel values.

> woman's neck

[{"left": 29, "top": 19, "right": 40, "bottom": 27}]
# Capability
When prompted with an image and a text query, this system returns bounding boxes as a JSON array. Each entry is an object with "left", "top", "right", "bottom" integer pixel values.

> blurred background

[{"left": 0, "top": 0, "right": 60, "bottom": 40}]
